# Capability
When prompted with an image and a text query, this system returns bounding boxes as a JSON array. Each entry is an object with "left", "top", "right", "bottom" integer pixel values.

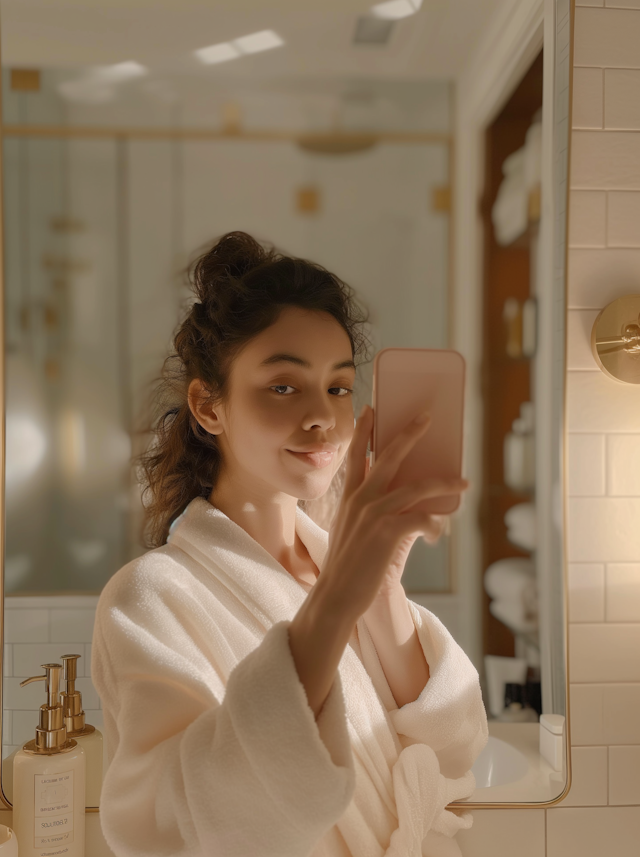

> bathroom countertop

[
  {"left": 0, "top": 810, "right": 115, "bottom": 856},
  {"left": 0, "top": 723, "right": 567, "bottom": 851},
  {"left": 464, "top": 720, "right": 567, "bottom": 804}
]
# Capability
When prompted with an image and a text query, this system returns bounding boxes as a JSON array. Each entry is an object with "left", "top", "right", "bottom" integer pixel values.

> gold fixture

[
  {"left": 221, "top": 102, "right": 242, "bottom": 135},
  {"left": 296, "top": 185, "right": 321, "bottom": 214},
  {"left": 591, "top": 294, "right": 640, "bottom": 384},
  {"left": 10, "top": 69, "right": 40, "bottom": 92},
  {"left": 19, "top": 664, "right": 77, "bottom": 754},
  {"left": 431, "top": 185, "right": 451, "bottom": 212},
  {"left": 296, "top": 131, "right": 377, "bottom": 155},
  {"left": 3, "top": 123, "right": 448, "bottom": 145}
]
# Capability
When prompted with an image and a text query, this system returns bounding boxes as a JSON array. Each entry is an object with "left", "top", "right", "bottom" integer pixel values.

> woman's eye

[
  {"left": 329, "top": 387, "right": 354, "bottom": 396},
  {"left": 271, "top": 385, "right": 296, "bottom": 395}
]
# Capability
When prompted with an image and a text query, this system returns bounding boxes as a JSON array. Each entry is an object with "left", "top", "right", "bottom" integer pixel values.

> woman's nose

[{"left": 302, "top": 398, "right": 336, "bottom": 431}]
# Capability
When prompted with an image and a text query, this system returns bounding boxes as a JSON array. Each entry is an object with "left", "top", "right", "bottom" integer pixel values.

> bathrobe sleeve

[
  {"left": 359, "top": 598, "right": 488, "bottom": 780},
  {"left": 91, "top": 560, "right": 355, "bottom": 857}
]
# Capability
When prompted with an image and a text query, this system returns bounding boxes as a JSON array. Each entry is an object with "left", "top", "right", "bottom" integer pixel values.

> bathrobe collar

[{"left": 167, "top": 496, "right": 331, "bottom": 630}]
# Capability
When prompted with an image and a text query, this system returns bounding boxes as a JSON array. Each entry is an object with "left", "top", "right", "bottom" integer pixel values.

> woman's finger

[
  {"left": 387, "top": 507, "right": 447, "bottom": 542},
  {"left": 342, "top": 405, "right": 373, "bottom": 500},
  {"left": 422, "top": 516, "right": 446, "bottom": 544},
  {"left": 365, "top": 412, "right": 431, "bottom": 494},
  {"left": 368, "top": 476, "right": 468, "bottom": 517}
]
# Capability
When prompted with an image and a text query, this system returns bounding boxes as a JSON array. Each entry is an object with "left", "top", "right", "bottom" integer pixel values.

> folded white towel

[{"left": 92, "top": 496, "right": 488, "bottom": 857}]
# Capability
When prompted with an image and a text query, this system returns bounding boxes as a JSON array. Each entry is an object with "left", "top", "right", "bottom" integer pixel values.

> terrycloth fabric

[{"left": 92, "top": 496, "right": 488, "bottom": 857}]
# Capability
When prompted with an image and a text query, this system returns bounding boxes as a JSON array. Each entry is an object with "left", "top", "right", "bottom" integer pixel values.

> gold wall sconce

[{"left": 591, "top": 294, "right": 640, "bottom": 384}]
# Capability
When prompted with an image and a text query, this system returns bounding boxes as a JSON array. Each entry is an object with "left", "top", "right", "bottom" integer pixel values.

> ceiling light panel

[
  {"left": 371, "top": 0, "right": 422, "bottom": 21},
  {"left": 194, "top": 42, "right": 241, "bottom": 65},
  {"left": 233, "top": 30, "right": 284, "bottom": 55}
]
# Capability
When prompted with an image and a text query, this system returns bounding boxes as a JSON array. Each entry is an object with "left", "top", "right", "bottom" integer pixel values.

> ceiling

[{"left": 0, "top": 0, "right": 510, "bottom": 80}]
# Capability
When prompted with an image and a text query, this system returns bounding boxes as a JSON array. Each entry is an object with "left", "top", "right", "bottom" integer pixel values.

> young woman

[{"left": 92, "top": 231, "right": 488, "bottom": 857}]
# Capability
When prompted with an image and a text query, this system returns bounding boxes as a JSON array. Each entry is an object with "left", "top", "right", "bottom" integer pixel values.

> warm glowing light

[
  {"left": 194, "top": 42, "right": 241, "bottom": 65},
  {"left": 233, "top": 29, "right": 284, "bottom": 54},
  {"left": 195, "top": 30, "right": 284, "bottom": 65},
  {"left": 371, "top": 0, "right": 422, "bottom": 20},
  {"left": 5, "top": 415, "right": 47, "bottom": 487}
]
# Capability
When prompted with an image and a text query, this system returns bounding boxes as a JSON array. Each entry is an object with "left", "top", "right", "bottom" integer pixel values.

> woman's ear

[{"left": 187, "top": 378, "right": 224, "bottom": 436}]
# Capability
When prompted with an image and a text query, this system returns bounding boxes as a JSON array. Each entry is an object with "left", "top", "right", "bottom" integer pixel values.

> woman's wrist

[
  {"left": 363, "top": 583, "right": 409, "bottom": 624},
  {"left": 288, "top": 577, "right": 357, "bottom": 717}
]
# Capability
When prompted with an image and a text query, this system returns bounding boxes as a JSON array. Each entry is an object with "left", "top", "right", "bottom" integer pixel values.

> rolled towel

[
  {"left": 504, "top": 502, "right": 536, "bottom": 551},
  {"left": 489, "top": 599, "right": 538, "bottom": 635},
  {"left": 484, "top": 557, "right": 535, "bottom": 600}
]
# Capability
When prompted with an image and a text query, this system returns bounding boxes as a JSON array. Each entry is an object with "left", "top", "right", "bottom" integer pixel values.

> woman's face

[{"left": 207, "top": 306, "right": 357, "bottom": 502}]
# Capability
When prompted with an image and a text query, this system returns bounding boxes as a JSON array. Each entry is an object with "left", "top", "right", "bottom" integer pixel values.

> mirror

[{"left": 0, "top": 0, "right": 572, "bottom": 824}]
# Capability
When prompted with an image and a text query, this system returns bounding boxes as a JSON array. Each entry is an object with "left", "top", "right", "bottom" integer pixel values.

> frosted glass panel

[{"left": 2, "top": 69, "right": 452, "bottom": 594}]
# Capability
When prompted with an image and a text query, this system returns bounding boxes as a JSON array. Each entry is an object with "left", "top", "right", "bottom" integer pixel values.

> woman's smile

[{"left": 285, "top": 443, "right": 338, "bottom": 468}]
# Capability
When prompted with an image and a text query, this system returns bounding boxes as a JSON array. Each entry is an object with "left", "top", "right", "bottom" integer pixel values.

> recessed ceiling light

[
  {"left": 194, "top": 42, "right": 241, "bottom": 65},
  {"left": 233, "top": 30, "right": 284, "bottom": 55},
  {"left": 371, "top": 0, "right": 422, "bottom": 20},
  {"left": 94, "top": 61, "right": 147, "bottom": 82}
]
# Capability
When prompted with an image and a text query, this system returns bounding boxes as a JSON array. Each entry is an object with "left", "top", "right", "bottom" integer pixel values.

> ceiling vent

[{"left": 353, "top": 15, "right": 395, "bottom": 45}]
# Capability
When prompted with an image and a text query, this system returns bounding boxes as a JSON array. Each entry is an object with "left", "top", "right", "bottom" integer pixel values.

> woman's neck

[{"left": 208, "top": 473, "right": 317, "bottom": 581}]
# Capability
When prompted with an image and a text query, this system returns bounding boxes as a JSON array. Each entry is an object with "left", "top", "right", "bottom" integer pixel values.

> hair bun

[{"left": 192, "top": 231, "right": 274, "bottom": 304}]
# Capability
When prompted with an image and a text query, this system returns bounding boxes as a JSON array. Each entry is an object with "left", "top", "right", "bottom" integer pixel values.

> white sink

[{"left": 471, "top": 735, "right": 529, "bottom": 788}]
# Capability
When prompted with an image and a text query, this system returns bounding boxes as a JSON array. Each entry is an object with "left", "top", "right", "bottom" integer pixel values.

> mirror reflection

[{"left": 0, "top": 0, "right": 570, "bottom": 846}]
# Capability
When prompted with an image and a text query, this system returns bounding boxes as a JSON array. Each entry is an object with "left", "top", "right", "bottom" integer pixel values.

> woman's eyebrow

[{"left": 259, "top": 353, "right": 355, "bottom": 371}]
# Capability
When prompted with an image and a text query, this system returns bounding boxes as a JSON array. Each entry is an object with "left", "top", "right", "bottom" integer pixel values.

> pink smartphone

[{"left": 371, "top": 347, "right": 466, "bottom": 515}]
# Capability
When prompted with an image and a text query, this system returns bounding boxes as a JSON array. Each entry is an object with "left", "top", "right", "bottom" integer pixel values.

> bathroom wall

[
  {"left": 1, "top": 596, "right": 102, "bottom": 761},
  {"left": 458, "top": 1, "right": 640, "bottom": 853},
  {"left": 2, "top": 3, "right": 640, "bottom": 853}
]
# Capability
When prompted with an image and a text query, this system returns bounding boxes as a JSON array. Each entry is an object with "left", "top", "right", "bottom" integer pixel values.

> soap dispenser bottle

[
  {"left": 59, "top": 653, "right": 103, "bottom": 806},
  {"left": 13, "top": 663, "right": 86, "bottom": 857}
]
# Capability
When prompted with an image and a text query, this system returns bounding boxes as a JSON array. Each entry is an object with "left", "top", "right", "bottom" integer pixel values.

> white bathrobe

[{"left": 91, "top": 496, "right": 488, "bottom": 857}]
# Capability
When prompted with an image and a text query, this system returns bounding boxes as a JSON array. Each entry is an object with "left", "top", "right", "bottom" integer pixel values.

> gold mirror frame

[{"left": 0, "top": 0, "right": 575, "bottom": 816}]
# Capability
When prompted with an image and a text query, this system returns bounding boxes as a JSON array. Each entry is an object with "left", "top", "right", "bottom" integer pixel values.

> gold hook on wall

[{"left": 591, "top": 294, "right": 640, "bottom": 383}]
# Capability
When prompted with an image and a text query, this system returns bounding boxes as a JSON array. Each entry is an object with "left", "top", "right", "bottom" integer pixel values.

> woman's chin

[{"left": 287, "top": 473, "right": 334, "bottom": 501}]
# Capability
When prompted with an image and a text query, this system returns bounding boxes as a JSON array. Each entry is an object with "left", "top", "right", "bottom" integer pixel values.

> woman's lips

[{"left": 286, "top": 450, "right": 335, "bottom": 469}]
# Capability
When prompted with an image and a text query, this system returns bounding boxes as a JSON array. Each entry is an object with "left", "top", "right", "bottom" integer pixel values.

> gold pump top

[
  {"left": 60, "top": 653, "right": 95, "bottom": 738},
  {"left": 19, "top": 663, "right": 77, "bottom": 755}
]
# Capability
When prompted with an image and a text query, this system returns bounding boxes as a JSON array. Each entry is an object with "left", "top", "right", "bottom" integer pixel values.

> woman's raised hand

[
  {"left": 288, "top": 403, "right": 467, "bottom": 718},
  {"left": 319, "top": 404, "right": 467, "bottom": 623}
]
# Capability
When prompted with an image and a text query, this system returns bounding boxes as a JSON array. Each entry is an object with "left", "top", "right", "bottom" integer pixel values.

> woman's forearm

[
  {"left": 362, "top": 586, "right": 430, "bottom": 708},
  {"left": 288, "top": 578, "right": 358, "bottom": 718}
]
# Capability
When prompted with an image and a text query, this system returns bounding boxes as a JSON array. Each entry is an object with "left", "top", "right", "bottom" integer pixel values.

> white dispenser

[
  {"left": 504, "top": 401, "right": 535, "bottom": 492},
  {"left": 12, "top": 663, "right": 86, "bottom": 857},
  {"left": 60, "top": 654, "right": 103, "bottom": 807}
]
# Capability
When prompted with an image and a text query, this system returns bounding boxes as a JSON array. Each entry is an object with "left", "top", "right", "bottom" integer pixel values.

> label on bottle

[{"left": 33, "top": 769, "right": 74, "bottom": 852}]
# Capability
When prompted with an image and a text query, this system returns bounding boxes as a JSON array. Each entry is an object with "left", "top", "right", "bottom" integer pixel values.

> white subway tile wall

[
  {"left": 560, "top": 0, "right": 640, "bottom": 847},
  {"left": 607, "top": 190, "right": 640, "bottom": 244},
  {"left": 568, "top": 563, "right": 605, "bottom": 621},
  {"left": 568, "top": 190, "right": 606, "bottom": 246},
  {"left": 567, "top": 433, "right": 606, "bottom": 495},
  {"left": 567, "top": 309, "right": 600, "bottom": 368},
  {"left": 609, "top": 746, "right": 640, "bottom": 804},
  {"left": 1, "top": 595, "right": 101, "bottom": 759},
  {"left": 606, "top": 69, "right": 640, "bottom": 130},
  {"left": 573, "top": 68, "right": 604, "bottom": 129},
  {"left": 466, "top": 3, "right": 640, "bottom": 852}
]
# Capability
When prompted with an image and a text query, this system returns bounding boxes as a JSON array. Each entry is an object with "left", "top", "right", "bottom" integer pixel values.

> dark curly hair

[{"left": 136, "top": 231, "right": 372, "bottom": 548}]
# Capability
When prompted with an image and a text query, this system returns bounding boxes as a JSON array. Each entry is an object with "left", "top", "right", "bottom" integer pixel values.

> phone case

[{"left": 372, "top": 347, "right": 466, "bottom": 515}]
